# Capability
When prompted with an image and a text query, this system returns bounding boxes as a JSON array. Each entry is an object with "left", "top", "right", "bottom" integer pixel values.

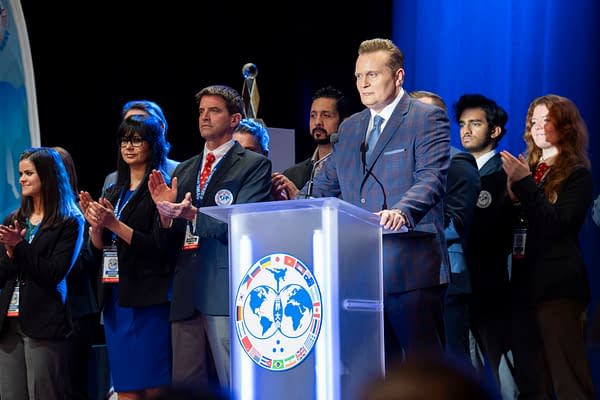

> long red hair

[{"left": 523, "top": 95, "right": 590, "bottom": 203}]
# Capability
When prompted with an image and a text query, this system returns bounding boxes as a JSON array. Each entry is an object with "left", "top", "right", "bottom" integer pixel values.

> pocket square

[{"left": 384, "top": 148, "right": 406, "bottom": 156}]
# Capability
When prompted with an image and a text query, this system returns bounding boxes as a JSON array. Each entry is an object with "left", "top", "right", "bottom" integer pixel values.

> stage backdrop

[
  {"left": 0, "top": 0, "right": 40, "bottom": 217},
  {"left": 392, "top": 0, "right": 600, "bottom": 387}
]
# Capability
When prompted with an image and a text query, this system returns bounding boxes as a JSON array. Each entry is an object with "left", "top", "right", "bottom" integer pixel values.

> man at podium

[{"left": 307, "top": 38, "right": 451, "bottom": 364}]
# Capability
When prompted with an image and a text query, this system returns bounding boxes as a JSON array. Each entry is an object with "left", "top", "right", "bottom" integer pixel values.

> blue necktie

[{"left": 366, "top": 115, "right": 385, "bottom": 162}]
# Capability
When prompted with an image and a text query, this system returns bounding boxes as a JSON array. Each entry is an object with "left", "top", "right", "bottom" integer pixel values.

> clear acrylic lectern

[{"left": 200, "top": 197, "right": 384, "bottom": 400}]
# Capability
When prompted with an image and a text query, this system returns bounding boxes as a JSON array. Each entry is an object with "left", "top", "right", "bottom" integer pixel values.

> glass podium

[{"left": 200, "top": 197, "right": 385, "bottom": 400}]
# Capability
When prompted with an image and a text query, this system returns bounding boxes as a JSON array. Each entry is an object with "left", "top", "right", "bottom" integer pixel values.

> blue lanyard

[
  {"left": 195, "top": 158, "right": 221, "bottom": 202},
  {"left": 111, "top": 189, "right": 134, "bottom": 242},
  {"left": 114, "top": 189, "right": 134, "bottom": 220}
]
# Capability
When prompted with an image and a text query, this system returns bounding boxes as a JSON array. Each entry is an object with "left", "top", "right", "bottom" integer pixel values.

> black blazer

[
  {"left": 445, "top": 150, "right": 480, "bottom": 239},
  {"left": 160, "top": 142, "right": 272, "bottom": 320},
  {"left": 445, "top": 149, "right": 480, "bottom": 294},
  {"left": 93, "top": 176, "right": 171, "bottom": 308},
  {"left": 0, "top": 216, "right": 84, "bottom": 339},
  {"left": 67, "top": 216, "right": 100, "bottom": 319},
  {"left": 282, "top": 157, "right": 313, "bottom": 191},
  {"left": 465, "top": 153, "right": 516, "bottom": 311},
  {"left": 511, "top": 166, "right": 593, "bottom": 303}
]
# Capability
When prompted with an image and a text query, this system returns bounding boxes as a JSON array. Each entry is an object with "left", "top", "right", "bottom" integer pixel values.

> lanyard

[
  {"left": 25, "top": 220, "right": 40, "bottom": 243},
  {"left": 195, "top": 158, "right": 221, "bottom": 202},
  {"left": 114, "top": 189, "right": 136, "bottom": 219},
  {"left": 111, "top": 189, "right": 135, "bottom": 242}
]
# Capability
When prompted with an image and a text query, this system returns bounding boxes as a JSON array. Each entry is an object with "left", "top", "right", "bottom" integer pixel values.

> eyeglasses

[{"left": 119, "top": 136, "right": 145, "bottom": 147}]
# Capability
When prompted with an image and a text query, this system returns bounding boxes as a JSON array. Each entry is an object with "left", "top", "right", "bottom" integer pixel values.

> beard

[
  {"left": 313, "top": 136, "right": 330, "bottom": 145},
  {"left": 312, "top": 128, "right": 330, "bottom": 145}
]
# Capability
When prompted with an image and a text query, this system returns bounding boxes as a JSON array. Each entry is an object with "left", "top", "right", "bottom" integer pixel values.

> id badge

[
  {"left": 7, "top": 282, "right": 19, "bottom": 317},
  {"left": 102, "top": 246, "right": 119, "bottom": 283},
  {"left": 512, "top": 228, "right": 527, "bottom": 259},
  {"left": 183, "top": 214, "right": 200, "bottom": 250}
]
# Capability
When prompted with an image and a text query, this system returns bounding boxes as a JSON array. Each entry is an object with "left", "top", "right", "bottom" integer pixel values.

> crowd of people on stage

[{"left": 0, "top": 37, "right": 598, "bottom": 400}]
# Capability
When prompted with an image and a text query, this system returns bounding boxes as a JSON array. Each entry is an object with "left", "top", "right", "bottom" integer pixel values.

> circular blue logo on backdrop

[{"left": 235, "top": 253, "right": 322, "bottom": 371}]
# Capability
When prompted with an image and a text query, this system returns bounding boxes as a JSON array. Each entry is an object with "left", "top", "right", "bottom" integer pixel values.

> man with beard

[
  {"left": 271, "top": 86, "right": 350, "bottom": 199},
  {"left": 453, "top": 94, "right": 516, "bottom": 397}
]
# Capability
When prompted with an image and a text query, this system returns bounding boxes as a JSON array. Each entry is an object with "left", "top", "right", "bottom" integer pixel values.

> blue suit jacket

[
  {"left": 161, "top": 142, "right": 272, "bottom": 320},
  {"left": 311, "top": 94, "right": 451, "bottom": 293}
]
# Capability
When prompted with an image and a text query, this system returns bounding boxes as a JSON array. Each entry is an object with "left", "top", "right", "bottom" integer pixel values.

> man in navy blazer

[
  {"left": 309, "top": 38, "right": 451, "bottom": 363},
  {"left": 453, "top": 94, "right": 515, "bottom": 391},
  {"left": 148, "top": 85, "right": 272, "bottom": 388}
]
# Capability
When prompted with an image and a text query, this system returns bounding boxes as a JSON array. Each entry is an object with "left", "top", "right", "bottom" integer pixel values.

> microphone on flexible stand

[
  {"left": 360, "top": 142, "right": 368, "bottom": 174},
  {"left": 305, "top": 152, "right": 333, "bottom": 198},
  {"left": 304, "top": 133, "right": 337, "bottom": 198},
  {"left": 360, "top": 142, "right": 388, "bottom": 210}
]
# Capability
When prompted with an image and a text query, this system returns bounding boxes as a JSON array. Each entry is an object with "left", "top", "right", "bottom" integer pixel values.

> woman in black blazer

[
  {"left": 80, "top": 114, "right": 172, "bottom": 399},
  {"left": 501, "top": 95, "right": 595, "bottom": 399},
  {"left": 0, "top": 147, "right": 84, "bottom": 399}
]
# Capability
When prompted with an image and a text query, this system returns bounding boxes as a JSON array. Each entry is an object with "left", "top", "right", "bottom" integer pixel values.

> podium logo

[{"left": 235, "top": 253, "right": 322, "bottom": 371}]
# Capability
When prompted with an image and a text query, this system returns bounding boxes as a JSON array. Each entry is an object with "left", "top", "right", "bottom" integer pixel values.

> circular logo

[
  {"left": 476, "top": 190, "right": 492, "bottom": 208},
  {"left": 235, "top": 253, "right": 322, "bottom": 371},
  {"left": 215, "top": 189, "right": 233, "bottom": 206}
]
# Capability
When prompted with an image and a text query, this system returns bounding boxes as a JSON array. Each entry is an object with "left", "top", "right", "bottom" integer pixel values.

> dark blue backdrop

[{"left": 392, "top": 0, "right": 600, "bottom": 392}]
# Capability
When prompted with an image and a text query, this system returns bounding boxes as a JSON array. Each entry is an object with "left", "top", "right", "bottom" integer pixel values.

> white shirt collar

[
  {"left": 475, "top": 149, "right": 497, "bottom": 170},
  {"left": 369, "top": 88, "right": 405, "bottom": 130},
  {"left": 202, "top": 139, "right": 235, "bottom": 167}
]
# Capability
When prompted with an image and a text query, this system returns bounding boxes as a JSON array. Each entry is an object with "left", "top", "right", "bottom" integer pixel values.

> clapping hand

[
  {"left": 0, "top": 221, "right": 25, "bottom": 258},
  {"left": 148, "top": 169, "right": 177, "bottom": 204},
  {"left": 271, "top": 172, "right": 299, "bottom": 200},
  {"left": 80, "top": 191, "right": 116, "bottom": 231},
  {"left": 500, "top": 150, "right": 531, "bottom": 203}
]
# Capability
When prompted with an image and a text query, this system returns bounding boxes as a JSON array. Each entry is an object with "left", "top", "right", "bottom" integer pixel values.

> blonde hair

[{"left": 358, "top": 38, "right": 404, "bottom": 73}]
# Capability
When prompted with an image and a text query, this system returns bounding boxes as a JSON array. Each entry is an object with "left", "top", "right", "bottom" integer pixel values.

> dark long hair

[
  {"left": 13, "top": 147, "right": 82, "bottom": 229},
  {"left": 114, "top": 114, "right": 169, "bottom": 194}
]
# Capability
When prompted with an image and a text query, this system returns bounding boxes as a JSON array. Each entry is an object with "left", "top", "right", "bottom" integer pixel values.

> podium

[{"left": 200, "top": 197, "right": 384, "bottom": 400}]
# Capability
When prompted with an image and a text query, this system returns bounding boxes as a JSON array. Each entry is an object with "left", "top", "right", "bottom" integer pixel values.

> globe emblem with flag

[{"left": 235, "top": 253, "right": 322, "bottom": 371}]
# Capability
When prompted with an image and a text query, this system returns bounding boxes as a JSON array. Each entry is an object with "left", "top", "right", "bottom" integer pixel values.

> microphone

[
  {"left": 360, "top": 142, "right": 368, "bottom": 174},
  {"left": 305, "top": 149, "right": 334, "bottom": 199},
  {"left": 330, "top": 133, "right": 339, "bottom": 145},
  {"left": 359, "top": 142, "right": 387, "bottom": 210}
]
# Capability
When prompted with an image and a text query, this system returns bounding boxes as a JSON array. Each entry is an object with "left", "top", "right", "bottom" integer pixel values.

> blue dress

[{"left": 103, "top": 285, "right": 171, "bottom": 391}]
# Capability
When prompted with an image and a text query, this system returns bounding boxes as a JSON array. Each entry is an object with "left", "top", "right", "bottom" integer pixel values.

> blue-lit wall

[{"left": 392, "top": 0, "right": 600, "bottom": 391}]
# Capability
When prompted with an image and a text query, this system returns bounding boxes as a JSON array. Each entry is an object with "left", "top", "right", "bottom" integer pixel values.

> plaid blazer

[{"left": 311, "top": 94, "right": 451, "bottom": 293}]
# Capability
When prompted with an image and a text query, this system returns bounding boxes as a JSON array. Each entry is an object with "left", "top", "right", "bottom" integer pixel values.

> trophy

[{"left": 241, "top": 62, "right": 261, "bottom": 122}]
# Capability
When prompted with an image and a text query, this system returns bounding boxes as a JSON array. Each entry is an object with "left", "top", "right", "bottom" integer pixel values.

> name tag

[
  {"left": 102, "top": 246, "right": 119, "bottom": 283},
  {"left": 7, "top": 282, "right": 19, "bottom": 317},
  {"left": 512, "top": 228, "right": 527, "bottom": 259},
  {"left": 183, "top": 214, "right": 200, "bottom": 250}
]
